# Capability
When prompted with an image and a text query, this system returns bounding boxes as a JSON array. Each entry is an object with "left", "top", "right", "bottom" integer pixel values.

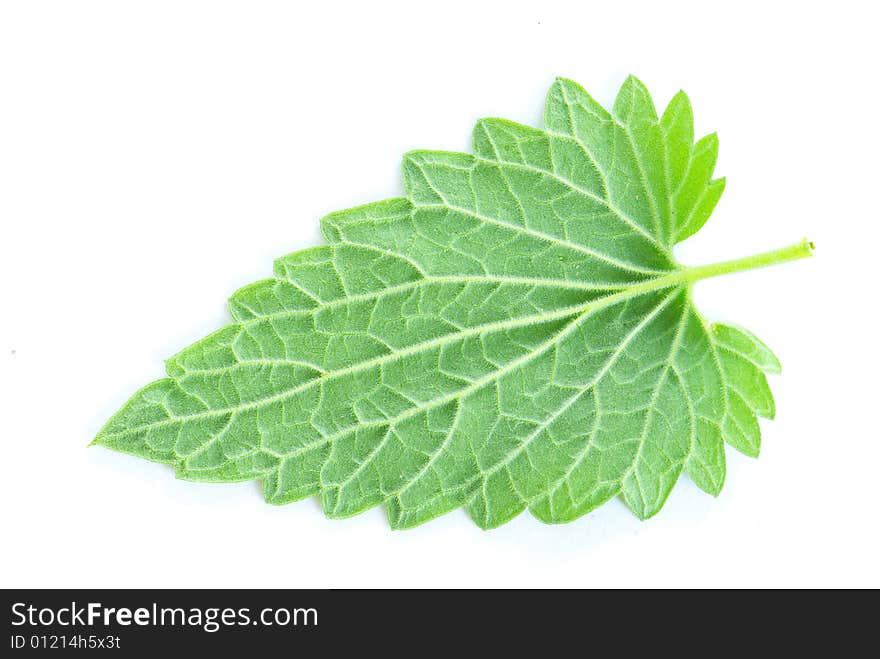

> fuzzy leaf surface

[{"left": 95, "top": 76, "right": 780, "bottom": 529}]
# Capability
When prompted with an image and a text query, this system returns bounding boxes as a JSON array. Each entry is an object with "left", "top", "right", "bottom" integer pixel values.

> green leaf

[{"left": 93, "top": 75, "right": 812, "bottom": 529}]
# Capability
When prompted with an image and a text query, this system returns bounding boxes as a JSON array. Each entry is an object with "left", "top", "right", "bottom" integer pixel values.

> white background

[{"left": 1, "top": 1, "right": 877, "bottom": 589}]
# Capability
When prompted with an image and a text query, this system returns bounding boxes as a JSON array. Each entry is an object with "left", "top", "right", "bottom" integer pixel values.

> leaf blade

[{"left": 95, "top": 75, "right": 789, "bottom": 529}]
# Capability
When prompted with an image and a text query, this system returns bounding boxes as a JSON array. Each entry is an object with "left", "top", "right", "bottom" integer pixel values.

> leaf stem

[{"left": 682, "top": 238, "right": 814, "bottom": 283}]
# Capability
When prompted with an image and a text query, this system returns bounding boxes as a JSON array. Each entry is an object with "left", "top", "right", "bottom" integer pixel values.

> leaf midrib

[{"left": 103, "top": 268, "right": 695, "bottom": 443}]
